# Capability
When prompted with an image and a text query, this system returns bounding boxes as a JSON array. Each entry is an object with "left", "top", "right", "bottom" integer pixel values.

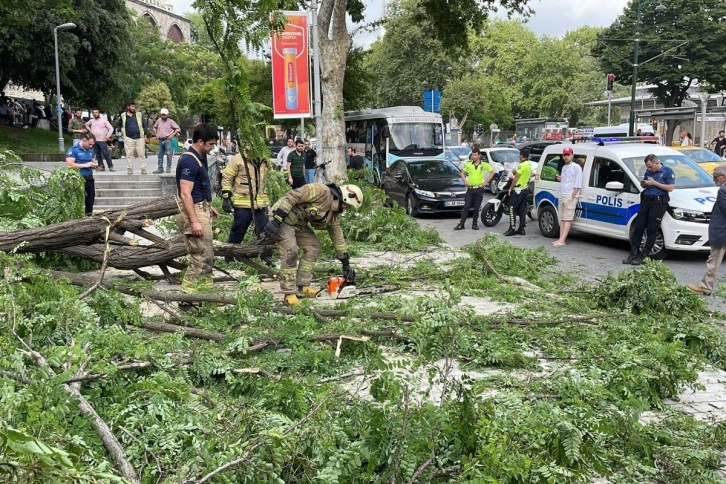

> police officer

[
  {"left": 65, "top": 133, "right": 98, "bottom": 216},
  {"left": 261, "top": 183, "right": 363, "bottom": 307},
  {"left": 622, "top": 153, "right": 675, "bottom": 265},
  {"left": 504, "top": 149, "right": 532, "bottom": 236},
  {"left": 220, "top": 150, "right": 271, "bottom": 265},
  {"left": 454, "top": 146, "right": 494, "bottom": 231}
]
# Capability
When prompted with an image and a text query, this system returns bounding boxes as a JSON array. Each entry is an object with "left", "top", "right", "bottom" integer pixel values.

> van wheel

[
  {"left": 640, "top": 229, "right": 669, "bottom": 260},
  {"left": 538, "top": 205, "right": 560, "bottom": 238}
]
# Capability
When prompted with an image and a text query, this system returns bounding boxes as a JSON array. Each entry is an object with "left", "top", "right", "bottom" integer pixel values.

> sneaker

[
  {"left": 503, "top": 228, "right": 516, "bottom": 236},
  {"left": 472, "top": 224, "right": 480, "bottom": 230},
  {"left": 99, "top": 166, "right": 106, "bottom": 171},
  {"left": 109, "top": 166, "right": 115, "bottom": 172},
  {"left": 622, "top": 254, "right": 637, "bottom": 264},
  {"left": 152, "top": 168, "right": 164, "bottom": 174},
  {"left": 630, "top": 256, "right": 645, "bottom": 265},
  {"left": 454, "top": 224, "right": 465, "bottom": 231},
  {"left": 516, "top": 228, "right": 525, "bottom": 235},
  {"left": 166, "top": 167, "right": 171, "bottom": 173},
  {"left": 141, "top": 168, "right": 147, "bottom": 175},
  {"left": 687, "top": 283, "right": 711, "bottom": 295}
]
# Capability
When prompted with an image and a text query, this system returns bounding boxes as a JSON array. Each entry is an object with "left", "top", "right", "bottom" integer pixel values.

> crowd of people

[{"left": 0, "top": 91, "right": 57, "bottom": 130}]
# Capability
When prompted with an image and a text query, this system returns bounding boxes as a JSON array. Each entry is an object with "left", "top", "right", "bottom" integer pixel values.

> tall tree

[
  {"left": 594, "top": 0, "right": 726, "bottom": 142},
  {"left": 441, "top": 76, "right": 512, "bottom": 132}
]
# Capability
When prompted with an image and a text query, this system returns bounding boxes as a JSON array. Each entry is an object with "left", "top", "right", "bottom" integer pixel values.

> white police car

[{"left": 534, "top": 139, "right": 717, "bottom": 259}]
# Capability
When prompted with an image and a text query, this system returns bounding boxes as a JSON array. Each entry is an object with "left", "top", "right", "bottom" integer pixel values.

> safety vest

[{"left": 121, "top": 112, "right": 145, "bottom": 138}]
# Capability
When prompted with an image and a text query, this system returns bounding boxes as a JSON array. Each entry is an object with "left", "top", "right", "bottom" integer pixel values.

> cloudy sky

[{"left": 170, "top": 0, "right": 630, "bottom": 44}]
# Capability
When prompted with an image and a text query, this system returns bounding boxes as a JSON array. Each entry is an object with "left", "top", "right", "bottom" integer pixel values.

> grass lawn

[{"left": 0, "top": 124, "right": 72, "bottom": 154}]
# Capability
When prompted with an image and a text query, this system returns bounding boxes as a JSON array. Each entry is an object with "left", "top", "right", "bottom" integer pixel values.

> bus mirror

[{"left": 381, "top": 126, "right": 390, "bottom": 139}]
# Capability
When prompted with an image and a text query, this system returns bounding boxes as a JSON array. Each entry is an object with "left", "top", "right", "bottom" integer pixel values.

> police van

[{"left": 533, "top": 139, "right": 717, "bottom": 258}]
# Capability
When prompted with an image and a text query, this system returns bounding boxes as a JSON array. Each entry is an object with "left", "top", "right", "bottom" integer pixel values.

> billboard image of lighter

[{"left": 283, "top": 48, "right": 298, "bottom": 110}]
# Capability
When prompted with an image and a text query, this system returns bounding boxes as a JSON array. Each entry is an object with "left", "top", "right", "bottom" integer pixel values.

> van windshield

[{"left": 622, "top": 155, "right": 714, "bottom": 189}]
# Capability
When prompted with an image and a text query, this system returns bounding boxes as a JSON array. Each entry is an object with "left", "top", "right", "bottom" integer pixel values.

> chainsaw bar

[{"left": 354, "top": 283, "right": 401, "bottom": 296}]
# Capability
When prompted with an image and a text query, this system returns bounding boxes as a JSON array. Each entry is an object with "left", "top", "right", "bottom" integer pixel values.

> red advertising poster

[{"left": 271, "top": 11, "right": 311, "bottom": 119}]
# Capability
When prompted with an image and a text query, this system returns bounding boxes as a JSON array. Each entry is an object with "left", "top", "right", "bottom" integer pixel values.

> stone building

[{"left": 126, "top": 0, "right": 191, "bottom": 44}]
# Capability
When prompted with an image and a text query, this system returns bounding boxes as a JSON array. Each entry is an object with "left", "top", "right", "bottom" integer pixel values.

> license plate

[{"left": 444, "top": 200, "right": 464, "bottom": 207}]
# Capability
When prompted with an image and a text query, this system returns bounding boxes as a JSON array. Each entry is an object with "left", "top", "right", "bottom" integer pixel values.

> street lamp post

[
  {"left": 54, "top": 22, "right": 76, "bottom": 153},
  {"left": 627, "top": 2, "right": 665, "bottom": 136}
]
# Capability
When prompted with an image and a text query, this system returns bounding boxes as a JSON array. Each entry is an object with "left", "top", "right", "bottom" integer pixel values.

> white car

[
  {"left": 183, "top": 138, "right": 193, "bottom": 150},
  {"left": 479, "top": 147, "right": 523, "bottom": 193},
  {"left": 534, "top": 141, "right": 716, "bottom": 259}
]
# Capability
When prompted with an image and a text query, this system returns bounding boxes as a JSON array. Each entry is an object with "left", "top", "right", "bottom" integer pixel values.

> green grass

[{"left": 0, "top": 124, "right": 73, "bottom": 154}]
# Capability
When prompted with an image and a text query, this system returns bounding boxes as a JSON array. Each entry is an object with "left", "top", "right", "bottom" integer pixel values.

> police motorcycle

[{"left": 480, "top": 169, "right": 535, "bottom": 227}]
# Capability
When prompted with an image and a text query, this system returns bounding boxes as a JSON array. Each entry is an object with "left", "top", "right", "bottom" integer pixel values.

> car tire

[
  {"left": 489, "top": 178, "right": 500, "bottom": 195},
  {"left": 480, "top": 202, "right": 502, "bottom": 227},
  {"left": 538, "top": 204, "right": 560, "bottom": 238},
  {"left": 640, "top": 229, "right": 669, "bottom": 260},
  {"left": 406, "top": 194, "right": 419, "bottom": 217}
]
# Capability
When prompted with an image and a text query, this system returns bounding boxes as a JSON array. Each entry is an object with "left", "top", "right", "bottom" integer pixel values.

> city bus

[
  {"left": 344, "top": 106, "right": 445, "bottom": 185},
  {"left": 515, "top": 117, "right": 570, "bottom": 142}
]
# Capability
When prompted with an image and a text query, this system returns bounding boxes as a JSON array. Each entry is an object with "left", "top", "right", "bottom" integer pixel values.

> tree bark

[{"left": 318, "top": 0, "right": 351, "bottom": 182}]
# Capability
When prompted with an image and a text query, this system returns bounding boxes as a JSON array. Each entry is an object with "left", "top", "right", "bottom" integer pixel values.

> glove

[
  {"left": 221, "top": 190, "right": 233, "bottom": 213},
  {"left": 339, "top": 253, "right": 355, "bottom": 284},
  {"left": 260, "top": 218, "right": 283, "bottom": 243},
  {"left": 272, "top": 208, "right": 289, "bottom": 223}
]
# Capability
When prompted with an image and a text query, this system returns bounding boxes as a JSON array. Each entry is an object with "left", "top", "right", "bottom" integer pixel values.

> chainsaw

[{"left": 317, "top": 270, "right": 399, "bottom": 300}]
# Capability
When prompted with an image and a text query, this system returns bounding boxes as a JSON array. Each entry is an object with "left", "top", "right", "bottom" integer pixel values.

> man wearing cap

[
  {"left": 153, "top": 108, "right": 181, "bottom": 174},
  {"left": 551, "top": 147, "right": 582, "bottom": 247},
  {"left": 454, "top": 146, "right": 494, "bottom": 231},
  {"left": 504, "top": 150, "right": 532, "bottom": 236},
  {"left": 623, "top": 153, "right": 675, "bottom": 265}
]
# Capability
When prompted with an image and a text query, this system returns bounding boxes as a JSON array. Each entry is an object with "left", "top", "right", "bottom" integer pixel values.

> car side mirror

[{"left": 605, "top": 181, "right": 624, "bottom": 191}]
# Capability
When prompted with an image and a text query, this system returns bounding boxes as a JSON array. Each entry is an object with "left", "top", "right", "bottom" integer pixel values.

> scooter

[{"left": 480, "top": 171, "right": 535, "bottom": 227}]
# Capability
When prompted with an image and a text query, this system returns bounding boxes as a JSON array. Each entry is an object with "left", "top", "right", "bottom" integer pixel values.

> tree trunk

[{"left": 318, "top": 0, "right": 350, "bottom": 182}]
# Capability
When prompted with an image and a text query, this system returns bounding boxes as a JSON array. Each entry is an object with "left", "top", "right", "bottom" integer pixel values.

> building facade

[{"left": 126, "top": 0, "right": 191, "bottom": 44}]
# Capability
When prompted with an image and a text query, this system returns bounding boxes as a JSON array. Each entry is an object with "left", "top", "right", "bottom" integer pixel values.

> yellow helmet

[{"left": 340, "top": 184, "right": 363, "bottom": 209}]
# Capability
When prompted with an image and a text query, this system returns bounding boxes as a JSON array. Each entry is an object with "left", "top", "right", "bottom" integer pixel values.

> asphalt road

[{"left": 415, "top": 192, "right": 724, "bottom": 296}]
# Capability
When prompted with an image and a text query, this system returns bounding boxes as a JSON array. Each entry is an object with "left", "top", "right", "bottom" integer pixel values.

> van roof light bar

[{"left": 592, "top": 136, "right": 661, "bottom": 146}]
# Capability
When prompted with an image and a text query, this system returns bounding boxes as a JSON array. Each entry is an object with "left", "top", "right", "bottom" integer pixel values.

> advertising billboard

[{"left": 271, "top": 11, "right": 311, "bottom": 119}]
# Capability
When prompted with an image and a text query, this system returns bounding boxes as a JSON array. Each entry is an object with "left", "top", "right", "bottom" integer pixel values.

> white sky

[{"left": 170, "top": 0, "right": 630, "bottom": 45}]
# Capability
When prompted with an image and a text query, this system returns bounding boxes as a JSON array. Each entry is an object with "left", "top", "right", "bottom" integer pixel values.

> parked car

[
  {"left": 438, "top": 149, "right": 464, "bottom": 168},
  {"left": 673, "top": 146, "right": 726, "bottom": 174},
  {"left": 382, "top": 158, "right": 466, "bottom": 217},
  {"left": 183, "top": 138, "right": 193, "bottom": 150},
  {"left": 479, "top": 147, "right": 521, "bottom": 193},
  {"left": 449, "top": 146, "right": 472, "bottom": 161},
  {"left": 516, "top": 141, "right": 562, "bottom": 162}
]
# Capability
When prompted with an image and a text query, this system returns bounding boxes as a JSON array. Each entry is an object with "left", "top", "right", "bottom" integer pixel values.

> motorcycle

[{"left": 480, "top": 170, "right": 535, "bottom": 227}]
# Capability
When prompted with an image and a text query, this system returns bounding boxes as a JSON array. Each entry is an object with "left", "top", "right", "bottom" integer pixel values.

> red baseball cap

[{"left": 562, "top": 147, "right": 574, "bottom": 155}]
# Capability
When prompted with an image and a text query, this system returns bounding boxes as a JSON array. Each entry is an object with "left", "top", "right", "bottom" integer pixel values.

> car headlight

[
  {"left": 670, "top": 207, "right": 708, "bottom": 222},
  {"left": 414, "top": 189, "right": 436, "bottom": 198}
]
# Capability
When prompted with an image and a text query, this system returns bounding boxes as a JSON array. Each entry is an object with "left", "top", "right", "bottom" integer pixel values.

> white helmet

[
  {"left": 340, "top": 184, "right": 363, "bottom": 210},
  {"left": 160, "top": 108, "right": 169, "bottom": 115}
]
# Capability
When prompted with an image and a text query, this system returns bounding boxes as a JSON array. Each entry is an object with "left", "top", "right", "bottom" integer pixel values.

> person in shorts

[{"left": 552, "top": 146, "right": 582, "bottom": 247}]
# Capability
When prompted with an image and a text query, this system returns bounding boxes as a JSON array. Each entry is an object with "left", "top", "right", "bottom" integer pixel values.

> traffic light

[{"left": 606, "top": 73, "right": 615, "bottom": 91}]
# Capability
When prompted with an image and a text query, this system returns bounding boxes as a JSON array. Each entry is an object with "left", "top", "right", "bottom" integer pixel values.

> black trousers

[
  {"left": 459, "top": 187, "right": 484, "bottom": 225},
  {"left": 291, "top": 176, "right": 306, "bottom": 189},
  {"left": 228, "top": 207, "right": 269, "bottom": 244},
  {"left": 83, "top": 176, "right": 95, "bottom": 216},
  {"left": 629, "top": 199, "right": 667, "bottom": 256},
  {"left": 508, "top": 188, "right": 528, "bottom": 230},
  {"left": 92, "top": 141, "right": 113, "bottom": 168}
]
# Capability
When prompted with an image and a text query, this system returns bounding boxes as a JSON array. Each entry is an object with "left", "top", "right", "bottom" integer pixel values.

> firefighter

[{"left": 261, "top": 183, "right": 363, "bottom": 306}]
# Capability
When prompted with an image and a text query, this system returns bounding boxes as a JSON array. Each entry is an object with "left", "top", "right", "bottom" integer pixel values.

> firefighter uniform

[{"left": 220, "top": 154, "right": 270, "bottom": 247}]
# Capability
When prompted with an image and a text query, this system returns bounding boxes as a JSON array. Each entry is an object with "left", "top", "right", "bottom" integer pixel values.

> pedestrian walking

[
  {"left": 688, "top": 166, "right": 726, "bottom": 295},
  {"left": 622, "top": 154, "right": 675, "bottom": 265},
  {"left": 65, "top": 133, "right": 98, "bottom": 216},
  {"left": 85, "top": 108, "right": 115, "bottom": 171},
  {"left": 68, "top": 110, "right": 88, "bottom": 146},
  {"left": 261, "top": 183, "right": 363, "bottom": 307},
  {"left": 304, "top": 139, "right": 317, "bottom": 183},
  {"left": 220, "top": 151, "right": 272, "bottom": 265},
  {"left": 175, "top": 124, "right": 219, "bottom": 298},
  {"left": 454, "top": 147, "right": 494, "bottom": 231},
  {"left": 503, "top": 150, "right": 532, "bottom": 236},
  {"left": 286, "top": 139, "right": 307, "bottom": 188},
  {"left": 153, "top": 108, "right": 180, "bottom": 174},
  {"left": 116, "top": 100, "right": 148, "bottom": 175},
  {"left": 551, "top": 147, "right": 582, "bottom": 247}
]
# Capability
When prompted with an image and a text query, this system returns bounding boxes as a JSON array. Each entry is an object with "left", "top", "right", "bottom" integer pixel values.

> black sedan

[{"left": 382, "top": 158, "right": 467, "bottom": 217}]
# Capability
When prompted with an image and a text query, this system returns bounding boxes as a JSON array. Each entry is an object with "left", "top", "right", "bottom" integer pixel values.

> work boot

[
  {"left": 503, "top": 228, "right": 516, "bottom": 236},
  {"left": 622, "top": 254, "right": 637, "bottom": 264},
  {"left": 298, "top": 286, "right": 321, "bottom": 298},
  {"left": 687, "top": 283, "right": 711, "bottom": 295},
  {"left": 472, "top": 224, "right": 480, "bottom": 230},
  {"left": 516, "top": 228, "right": 525, "bottom": 235},
  {"left": 454, "top": 223, "right": 465, "bottom": 230},
  {"left": 284, "top": 294, "right": 301, "bottom": 307}
]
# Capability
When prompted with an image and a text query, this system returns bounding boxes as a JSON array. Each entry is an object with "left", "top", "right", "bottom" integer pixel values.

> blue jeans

[
  {"left": 92, "top": 140, "right": 113, "bottom": 168},
  {"left": 157, "top": 139, "right": 172, "bottom": 169},
  {"left": 305, "top": 168, "right": 315, "bottom": 184}
]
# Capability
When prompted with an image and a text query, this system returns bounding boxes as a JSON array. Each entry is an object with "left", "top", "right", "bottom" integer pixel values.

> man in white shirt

[
  {"left": 552, "top": 146, "right": 582, "bottom": 247},
  {"left": 277, "top": 137, "right": 295, "bottom": 171}
]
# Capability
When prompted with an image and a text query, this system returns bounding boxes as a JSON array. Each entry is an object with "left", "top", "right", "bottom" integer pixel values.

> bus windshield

[{"left": 388, "top": 123, "right": 443, "bottom": 151}]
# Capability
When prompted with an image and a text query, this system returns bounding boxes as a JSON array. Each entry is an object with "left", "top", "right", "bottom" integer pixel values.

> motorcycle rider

[
  {"left": 504, "top": 149, "right": 532, "bottom": 236},
  {"left": 454, "top": 146, "right": 495, "bottom": 230},
  {"left": 261, "top": 183, "right": 363, "bottom": 307}
]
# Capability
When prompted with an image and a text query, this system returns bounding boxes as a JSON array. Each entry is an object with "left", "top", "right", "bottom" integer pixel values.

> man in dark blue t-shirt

[
  {"left": 66, "top": 133, "right": 98, "bottom": 216},
  {"left": 175, "top": 123, "right": 219, "bottom": 297}
]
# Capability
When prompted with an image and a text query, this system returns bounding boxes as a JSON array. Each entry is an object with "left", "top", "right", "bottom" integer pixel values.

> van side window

[
  {"left": 540, "top": 154, "right": 563, "bottom": 181},
  {"left": 590, "top": 157, "right": 638, "bottom": 193}
]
